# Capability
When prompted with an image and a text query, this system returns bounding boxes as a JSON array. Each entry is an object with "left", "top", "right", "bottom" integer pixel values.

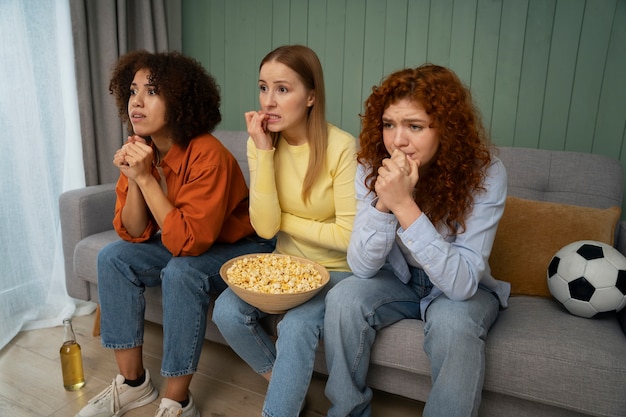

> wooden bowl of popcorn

[{"left": 220, "top": 253, "right": 330, "bottom": 314}]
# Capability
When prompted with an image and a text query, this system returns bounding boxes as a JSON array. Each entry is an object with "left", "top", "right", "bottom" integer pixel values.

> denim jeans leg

[
  {"left": 161, "top": 236, "right": 275, "bottom": 376},
  {"left": 324, "top": 271, "right": 423, "bottom": 417},
  {"left": 160, "top": 255, "right": 211, "bottom": 376},
  {"left": 261, "top": 271, "right": 351, "bottom": 417},
  {"left": 422, "top": 288, "right": 500, "bottom": 417},
  {"left": 212, "top": 287, "right": 276, "bottom": 373},
  {"left": 98, "top": 238, "right": 169, "bottom": 349}
]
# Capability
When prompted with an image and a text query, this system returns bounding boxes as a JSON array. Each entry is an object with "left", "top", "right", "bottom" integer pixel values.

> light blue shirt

[{"left": 347, "top": 156, "right": 511, "bottom": 318}]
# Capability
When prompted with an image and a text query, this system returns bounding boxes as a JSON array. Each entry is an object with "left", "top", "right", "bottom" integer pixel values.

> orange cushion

[{"left": 489, "top": 196, "right": 621, "bottom": 297}]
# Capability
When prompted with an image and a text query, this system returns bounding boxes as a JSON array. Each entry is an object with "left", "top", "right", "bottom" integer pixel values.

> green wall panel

[
  {"left": 361, "top": 0, "right": 386, "bottom": 110},
  {"left": 448, "top": 0, "right": 477, "bottom": 81},
  {"left": 404, "top": 0, "right": 429, "bottom": 69},
  {"left": 427, "top": 0, "right": 453, "bottom": 67},
  {"left": 490, "top": 0, "right": 528, "bottom": 147},
  {"left": 514, "top": 0, "right": 553, "bottom": 149},
  {"left": 182, "top": 0, "right": 626, "bottom": 214},
  {"left": 539, "top": 0, "right": 585, "bottom": 151},
  {"left": 383, "top": 0, "right": 410, "bottom": 75},
  {"left": 340, "top": 0, "right": 366, "bottom": 136},
  {"left": 271, "top": 0, "right": 290, "bottom": 45},
  {"left": 599, "top": 0, "right": 626, "bottom": 159},
  {"left": 470, "top": 0, "right": 502, "bottom": 130},
  {"left": 568, "top": 0, "right": 617, "bottom": 153}
]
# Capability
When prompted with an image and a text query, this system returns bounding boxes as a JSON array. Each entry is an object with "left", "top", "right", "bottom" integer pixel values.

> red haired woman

[{"left": 323, "top": 64, "right": 510, "bottom": 417}]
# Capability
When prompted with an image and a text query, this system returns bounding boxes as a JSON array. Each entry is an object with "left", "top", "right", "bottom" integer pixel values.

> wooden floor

[{"left": 0, "top": 312, "right": 424, "bottom": 416}]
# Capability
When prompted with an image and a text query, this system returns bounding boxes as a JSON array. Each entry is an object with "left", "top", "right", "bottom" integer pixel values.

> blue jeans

[
  {"left": 97, "top": 234, "right": 274, "bottom": 377},
  {"left": 323, "top": 269, "right": 501, "bottom": 417},
  {"left": 213, "top": 270, "right": 351, "bottom": 417}
]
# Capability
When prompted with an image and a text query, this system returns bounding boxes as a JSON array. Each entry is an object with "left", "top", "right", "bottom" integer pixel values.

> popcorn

[{"left": 226, "top": 254, "right": 324, "bottom": 294}]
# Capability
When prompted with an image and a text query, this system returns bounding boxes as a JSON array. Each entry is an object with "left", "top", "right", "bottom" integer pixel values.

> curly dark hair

[
  {"left": 358, "top": 64, "right": 493, "bottom": 234},
  {"left": 108, "top": 50, "right": 221, "bottom": 147}
]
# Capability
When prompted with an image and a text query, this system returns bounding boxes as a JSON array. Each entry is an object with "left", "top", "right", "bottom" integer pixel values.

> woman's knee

[
  {"left": 325, "top": 279, "right": 378, "bottom": 330},
  {"left": 161, "top": 257, "right": 206, "bottom": 290},
  {"left": 277, "top": 314, "right": 321, "bottom": 344},
  {"left": 97, "top": 240, "right": 130, "bottom": 268},
  {"left": 213, "top": 290, "right": 233, "bottom": 320},
  {"left": 213, "top": 290, "right": 251, "bottom": 327},
  {"left": 326, "top": 276, "right": 389, "bottom": 313},
  {"left": 278, "top": 299, "right": 324, "bottom": 338},
  {"left": 97, "top": 241, "right": 143, "bottom": 290},
  {"left": 425, "top": 292, "right": 499, "bottom": 342},
  {"left": 326, "top": 277, "right": 364, "bottom": 307}
]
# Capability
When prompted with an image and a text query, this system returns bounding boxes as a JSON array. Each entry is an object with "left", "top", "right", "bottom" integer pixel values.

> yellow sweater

[{"left": 247, "top": 124, "right": 357, "bottom": 271}]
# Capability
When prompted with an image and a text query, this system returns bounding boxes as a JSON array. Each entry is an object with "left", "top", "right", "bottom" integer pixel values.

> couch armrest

[
  {"left": 59, "top": 183, "right": 117, "bottom": 300},
  {"left": 617, "top": 220, "right": 626, "bottom": 257}
]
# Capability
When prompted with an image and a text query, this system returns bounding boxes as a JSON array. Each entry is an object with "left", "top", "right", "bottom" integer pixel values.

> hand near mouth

[
  {"left": 391, "top": 149, "right": 411, "bottom": 175},
  {"left": 245, "top": 110, "right": 273, "bottom": 151},
  {"left": 375, "top": 149, "right": 420, "bottom": 213}
]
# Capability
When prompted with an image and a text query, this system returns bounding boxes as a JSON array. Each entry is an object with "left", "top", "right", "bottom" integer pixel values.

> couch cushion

[
  {"left": 213, "top": 130, "right": 250, "bottom": 184},
  {"left": 74, "top": 230, "right": 120, "bottom": 286},
  {"left": 484, "top": 296, "right": 626, "bottom": 416},
  {"left": 489, "top": 196, "right": 620, "bottom": 297}
]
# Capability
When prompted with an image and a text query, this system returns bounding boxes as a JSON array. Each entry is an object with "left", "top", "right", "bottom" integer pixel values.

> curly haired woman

[
  {"left": 75, "top": 50, "right": 274, "bottom": 417},
  {"left": 323, "top": 64, "right": 510, "bottom": 417}
]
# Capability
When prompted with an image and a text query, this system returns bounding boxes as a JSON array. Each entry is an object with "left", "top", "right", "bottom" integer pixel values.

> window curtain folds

[
  {"left": 0, "top": 0, "right": 180, "bottom": 350},
  {"left": 0, "top": 0, "right": 86, "bottom": 349}
]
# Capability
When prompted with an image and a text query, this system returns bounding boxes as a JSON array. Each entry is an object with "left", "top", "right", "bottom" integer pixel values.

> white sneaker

[
  {"left": 155, "top": 394, "right": 200, "bottom": 417},
  {"left": 75, "top": 369, "right": 158, "bottom": 417}
]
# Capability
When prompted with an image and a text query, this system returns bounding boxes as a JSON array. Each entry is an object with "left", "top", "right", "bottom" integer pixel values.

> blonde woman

[{"left": 213, "top": 45, "right": 357, "bottom": 417}]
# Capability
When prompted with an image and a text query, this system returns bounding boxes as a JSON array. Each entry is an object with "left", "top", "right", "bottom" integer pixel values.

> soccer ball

[{"left": 547, "top": 240, "right": 626, "bottom": 318}]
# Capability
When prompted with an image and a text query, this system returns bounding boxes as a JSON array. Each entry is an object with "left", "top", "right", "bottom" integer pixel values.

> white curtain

[{"left": 0, "top": 0, "right": 94, "bottom": 350}]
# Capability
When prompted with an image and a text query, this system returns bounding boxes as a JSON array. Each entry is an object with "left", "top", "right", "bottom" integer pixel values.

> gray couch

[{"left": 60, "top": 130, "right": 626, "bottom": 417}]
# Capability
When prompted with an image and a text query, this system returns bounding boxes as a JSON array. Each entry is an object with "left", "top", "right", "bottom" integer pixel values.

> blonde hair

[{"left": 260, "top": 45, "right": 327, "bottom": 204}]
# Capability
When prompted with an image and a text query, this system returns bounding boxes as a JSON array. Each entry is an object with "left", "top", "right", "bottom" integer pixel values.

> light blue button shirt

[{"left": 347, "top": 156, "right": 511, "bottom": 318}]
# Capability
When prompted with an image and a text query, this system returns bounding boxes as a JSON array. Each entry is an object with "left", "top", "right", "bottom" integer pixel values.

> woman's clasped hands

[
  {"left": 114, "top": 135, "right": 153, "bottom": 180},
  {"left": 375, "top": 148, "right": 419, "bottom": 213}
]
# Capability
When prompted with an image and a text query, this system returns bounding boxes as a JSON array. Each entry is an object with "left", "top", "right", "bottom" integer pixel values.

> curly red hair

[{"left": 358, "top": 64, "right": 493, "bottom": 234}]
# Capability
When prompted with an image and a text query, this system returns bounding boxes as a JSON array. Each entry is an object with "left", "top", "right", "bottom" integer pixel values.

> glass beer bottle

[{"left": 60, "top": 318, "right": 85, "bottom": 390}]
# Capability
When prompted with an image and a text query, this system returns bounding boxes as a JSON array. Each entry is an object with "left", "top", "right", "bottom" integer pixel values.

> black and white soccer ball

[{"left": 547, "top": 240, "right": 626, "bottom": 318}]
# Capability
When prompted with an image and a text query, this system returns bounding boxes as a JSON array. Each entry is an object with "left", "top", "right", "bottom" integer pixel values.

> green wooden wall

[{"left": 182, "top": 0, "right": 626, "bottom": 209}]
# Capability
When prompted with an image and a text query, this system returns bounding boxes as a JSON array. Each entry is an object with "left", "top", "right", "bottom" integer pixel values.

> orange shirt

[{"left": 112, "top": 133, "right": 254, "bottom": 256}]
